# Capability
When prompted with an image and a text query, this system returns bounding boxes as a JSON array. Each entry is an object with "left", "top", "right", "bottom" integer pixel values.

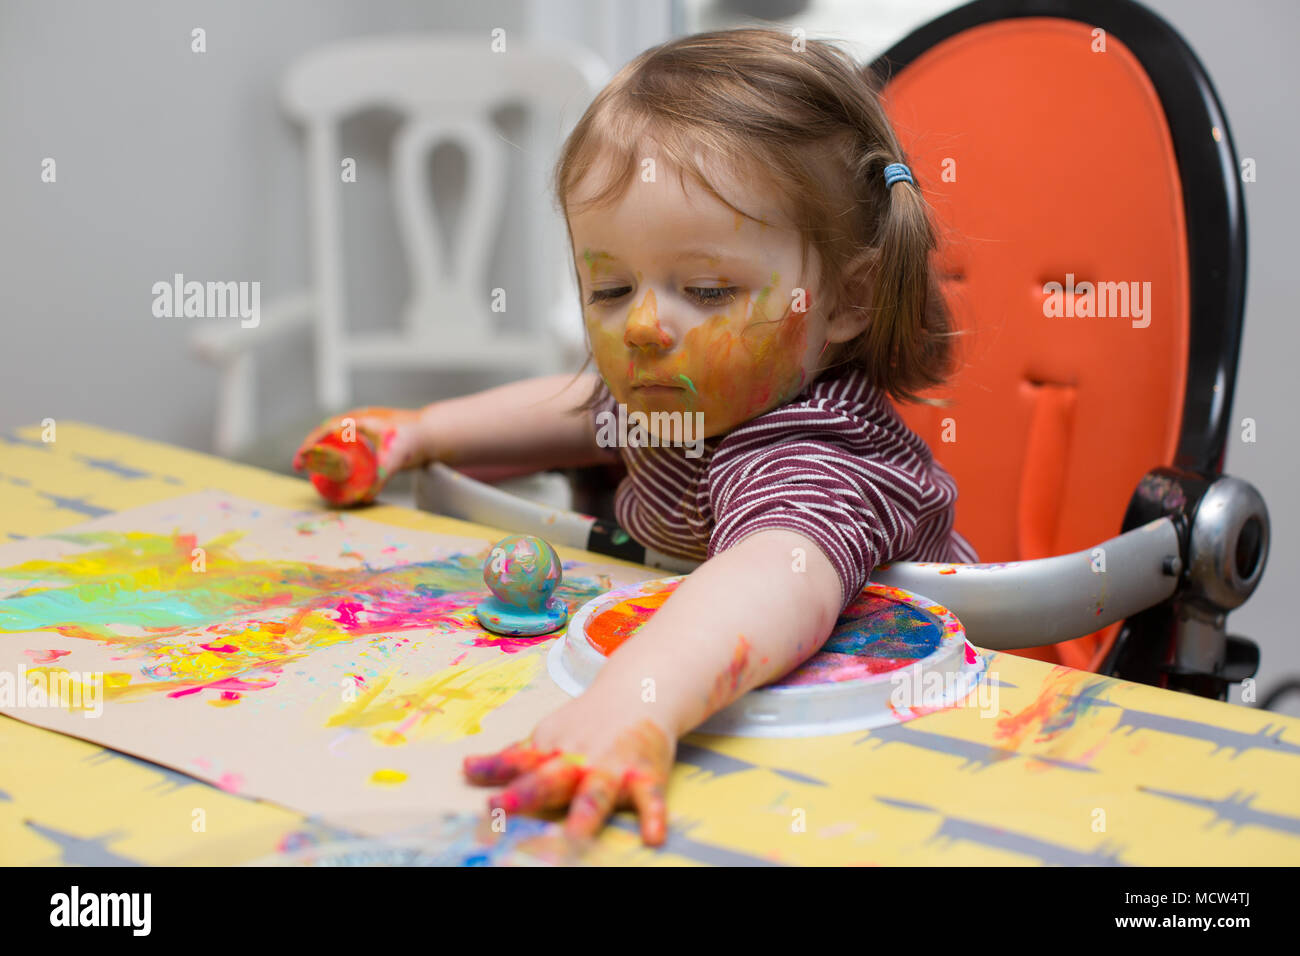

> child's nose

[{"left": 623, "top": 289, "right": 674, "bottom": 351}]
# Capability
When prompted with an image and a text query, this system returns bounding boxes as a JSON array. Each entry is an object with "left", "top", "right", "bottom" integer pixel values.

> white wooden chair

[{"left": 192, "top": 32, "right": 609, "bottom": 461}]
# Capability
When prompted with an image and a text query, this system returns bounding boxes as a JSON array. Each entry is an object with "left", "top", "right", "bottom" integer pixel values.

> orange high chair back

[{"left": 873, "top": 0, "right": 1248, "bottom": 672}]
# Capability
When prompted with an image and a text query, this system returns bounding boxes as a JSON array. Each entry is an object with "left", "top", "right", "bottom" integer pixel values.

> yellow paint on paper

[{"left": 326, "top": 653, "right": 541, "bottom": 746}]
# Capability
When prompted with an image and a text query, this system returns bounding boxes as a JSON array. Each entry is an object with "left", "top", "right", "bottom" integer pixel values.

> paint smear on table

[
  {"left": 584, "top": 579, "right": 944, "bottom": 687},
  {"left": 994, "top": 666, "right": 1114, "bottom": 754}
]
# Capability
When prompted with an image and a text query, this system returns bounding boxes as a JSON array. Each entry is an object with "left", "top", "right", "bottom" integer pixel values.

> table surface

[{"left": 2, "top": 422, "right": 1298, "bottom": 866}]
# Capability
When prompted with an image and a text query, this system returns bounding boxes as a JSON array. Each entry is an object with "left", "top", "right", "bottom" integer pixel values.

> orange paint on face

[
  {"left": 586, "top": 275, "right": 811, "bottom": 439},
  {"left": 623, "top": 289, "right": 672, "bottom": 350}
]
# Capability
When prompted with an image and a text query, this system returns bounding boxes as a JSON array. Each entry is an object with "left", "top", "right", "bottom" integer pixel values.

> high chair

[{"left": 415, "top": 0, "right": 1269, "bottom": 702}]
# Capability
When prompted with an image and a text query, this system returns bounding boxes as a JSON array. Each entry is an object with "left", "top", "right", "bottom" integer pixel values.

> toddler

[{"left": 294, "top": 28, "right": 977, "bottom": 848}]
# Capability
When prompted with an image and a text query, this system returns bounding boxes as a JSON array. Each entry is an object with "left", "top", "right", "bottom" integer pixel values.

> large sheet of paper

[{"left": 0, "top": 491, "right": 658, "bottom": 835}]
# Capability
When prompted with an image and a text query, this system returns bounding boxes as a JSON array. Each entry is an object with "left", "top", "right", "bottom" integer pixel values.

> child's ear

[
  {"left": 825, "top": 307, "right": 869, "bottom": 344},
  {"left": 824, "top": 275, "right": 873, "bottom": 344}
]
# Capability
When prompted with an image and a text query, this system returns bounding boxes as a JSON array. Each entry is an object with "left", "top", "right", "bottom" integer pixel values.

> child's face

[{"left": 567, "top": 145, "right": 852, "bottom": 438}]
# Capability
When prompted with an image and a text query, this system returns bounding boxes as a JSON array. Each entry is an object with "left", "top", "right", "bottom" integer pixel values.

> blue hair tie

[{"left": 883, "top": 162, "right": 914, "bottom": 188}]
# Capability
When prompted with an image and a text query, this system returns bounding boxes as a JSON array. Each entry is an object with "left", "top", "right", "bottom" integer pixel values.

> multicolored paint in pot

[
  {"left": 474, "top": 535, "right": 568, "bottom": 637},
  {"left": 548, "top": 576, "right": 987, "bottom": 737}
]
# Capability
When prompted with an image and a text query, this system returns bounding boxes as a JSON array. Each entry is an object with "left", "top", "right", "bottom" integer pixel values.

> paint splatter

[
  {"left": 326, "top": 654, "right": 542, "bottom": 745},
  {"left": 0, "top": 529, "right": 609, "bottom": 703},
  {"left": 994, "top": 667, "right": 1113, "bottom": 755},
  {"left": 584, "top": 270, "right": 811, "bottom": 436}
]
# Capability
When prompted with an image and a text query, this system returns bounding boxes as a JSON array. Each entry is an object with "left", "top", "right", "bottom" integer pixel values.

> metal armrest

[
  {"left": 871, "top": 522, "right": 1181, "bottom": 649},
  {"left": 416, "top": 462, "right": 1269, "bottom": 692}
]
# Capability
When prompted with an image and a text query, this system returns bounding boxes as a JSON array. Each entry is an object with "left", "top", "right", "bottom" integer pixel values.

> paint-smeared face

[{"left": 567, "top": 143, "right": 838, "bottom": 439}]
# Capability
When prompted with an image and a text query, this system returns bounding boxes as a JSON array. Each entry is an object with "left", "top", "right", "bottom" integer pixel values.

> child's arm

[
  {"left": 294, "top": 372, "right": 616, "bottom": 501},
  {"left": 463, "top": 527, "right": 844, "bottom": 845},
  {"left": 416, "top": 372, "right": 618, "bottom": 471},
  {"left": 588, "top": 526, "right": 842, "bottom": 735}
]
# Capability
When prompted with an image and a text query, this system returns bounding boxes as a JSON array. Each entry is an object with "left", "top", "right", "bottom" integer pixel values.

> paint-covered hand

[
  {"left": 292, "top": 407, "right": 426, "bottom": 506},
  {"left": 463, "top": 715, "right": 675, "bottom": 847}
]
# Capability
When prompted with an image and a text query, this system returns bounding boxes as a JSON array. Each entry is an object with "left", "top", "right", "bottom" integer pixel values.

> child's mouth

[{"left": 633, "top": 384, "right": 683, "bottom": 394}]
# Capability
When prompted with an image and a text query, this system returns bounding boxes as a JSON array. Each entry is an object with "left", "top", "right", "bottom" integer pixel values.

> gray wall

[
  {"left": 0, "top": 0, "right": 541, "bottom": 448},
  {"left": 1135, "top": 0, "right": 1300, "bottom": 710},
  {"left": 2, "top": 0, "right": 1296, "bottom": 706}
]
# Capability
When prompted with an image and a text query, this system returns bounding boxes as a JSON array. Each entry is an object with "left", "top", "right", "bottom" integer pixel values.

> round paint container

[{"left": 547, "top": 576, "right": 987, "bottom": 738}]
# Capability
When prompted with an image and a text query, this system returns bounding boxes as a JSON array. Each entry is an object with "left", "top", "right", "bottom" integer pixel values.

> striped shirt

[{"left": 594, "top": 367, "right": 979, "bottom": 614}]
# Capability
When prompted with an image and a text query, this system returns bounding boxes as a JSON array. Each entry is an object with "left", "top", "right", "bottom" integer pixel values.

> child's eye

[
  {"left": 688, "top": 287, "right": 738, "bottom": 306},
  {"left": 587, "top": 287, "right": 632, "bottom": 305},
  {"left": 585, "top": 286, "right": 740, "bottom": 306}
]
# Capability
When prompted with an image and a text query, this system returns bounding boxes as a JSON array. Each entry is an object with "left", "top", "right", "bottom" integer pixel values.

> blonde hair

[{"left": 555, "top": 27, "right": 960, "bottom": 412}]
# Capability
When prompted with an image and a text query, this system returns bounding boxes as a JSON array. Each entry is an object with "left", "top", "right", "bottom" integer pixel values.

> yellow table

[{"left": 2, "top": 422, "right": 1298, "bottom": 865}]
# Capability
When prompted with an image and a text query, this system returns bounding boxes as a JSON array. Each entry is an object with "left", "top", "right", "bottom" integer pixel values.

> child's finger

[
  {"left": 626, "top": 771, "right": 669, "bottom": 846},
  {"left": 562, "top": 767, "right": 621, "bottom": 842},
  {"left": 463, "top": 743, "right": 555, "bottom": 785},
  {"left": 487, "top": 757, "right": 584, "bottom": 814}
]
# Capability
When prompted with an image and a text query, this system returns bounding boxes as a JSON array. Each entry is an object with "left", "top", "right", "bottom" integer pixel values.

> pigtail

[
  {"left": 810, "top": 61, "right": 956, "bottom": 406},
  {"left": 859, "top": 159, "right": 955, "bottom": 405}
]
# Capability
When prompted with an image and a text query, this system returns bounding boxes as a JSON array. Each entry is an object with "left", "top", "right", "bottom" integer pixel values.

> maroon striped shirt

[{"left": 593, "top": 367, "right": 979, "bottom": 614}]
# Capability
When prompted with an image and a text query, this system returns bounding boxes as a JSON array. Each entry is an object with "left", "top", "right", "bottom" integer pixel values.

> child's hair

[{"left": 554, "top": 27, "right": 960, "bottom": 412}]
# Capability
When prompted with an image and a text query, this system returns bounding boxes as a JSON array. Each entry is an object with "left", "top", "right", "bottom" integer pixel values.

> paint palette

[{"left": 547, "top": 576, "right": 987, "bottom": 737}]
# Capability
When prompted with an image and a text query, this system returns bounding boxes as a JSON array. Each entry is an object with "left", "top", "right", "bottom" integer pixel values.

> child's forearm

[
  {"left": 414, "top": 373, "right": 618, "bottom": 471},
  {"left": 584, "top": 529, "right": 845, "bottom": 737}
]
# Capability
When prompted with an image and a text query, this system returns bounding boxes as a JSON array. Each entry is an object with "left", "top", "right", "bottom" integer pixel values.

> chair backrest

[
  {"left": 874, "top": 0, "right": 1247, "bottom": 669},
  {"left": 281, "top": 33, "right": 609, "bottom": 409}
]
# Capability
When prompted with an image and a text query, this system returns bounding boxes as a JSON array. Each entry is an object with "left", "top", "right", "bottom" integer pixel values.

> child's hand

[
  {"left": 292, "top": 407, "right": 425, "bottom": 505},
  {"left": 463, "top": 708, "right": 674, "bottom": 847}
]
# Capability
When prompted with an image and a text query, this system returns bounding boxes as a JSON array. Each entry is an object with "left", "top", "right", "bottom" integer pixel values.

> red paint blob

[{"left": 309, "top": 431, "right": 379, "bottom": 506}]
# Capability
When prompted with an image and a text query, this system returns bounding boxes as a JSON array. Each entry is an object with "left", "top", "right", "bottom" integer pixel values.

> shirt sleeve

[{"left": 707, "top": 439, "right": 927, "bottom": 616}]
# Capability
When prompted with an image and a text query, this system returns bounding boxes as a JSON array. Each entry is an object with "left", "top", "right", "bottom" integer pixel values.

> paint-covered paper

[{"left": 0, "top": 491, "right": 659, "bottom": 835}]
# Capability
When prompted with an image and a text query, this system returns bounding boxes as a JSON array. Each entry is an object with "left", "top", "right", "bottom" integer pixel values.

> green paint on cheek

[
  {"left": 754, "top": 273, "right": 780, "bottom": 318},
  {"left": 676, "top": 374, "right": 698, "bottom": 394}
]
